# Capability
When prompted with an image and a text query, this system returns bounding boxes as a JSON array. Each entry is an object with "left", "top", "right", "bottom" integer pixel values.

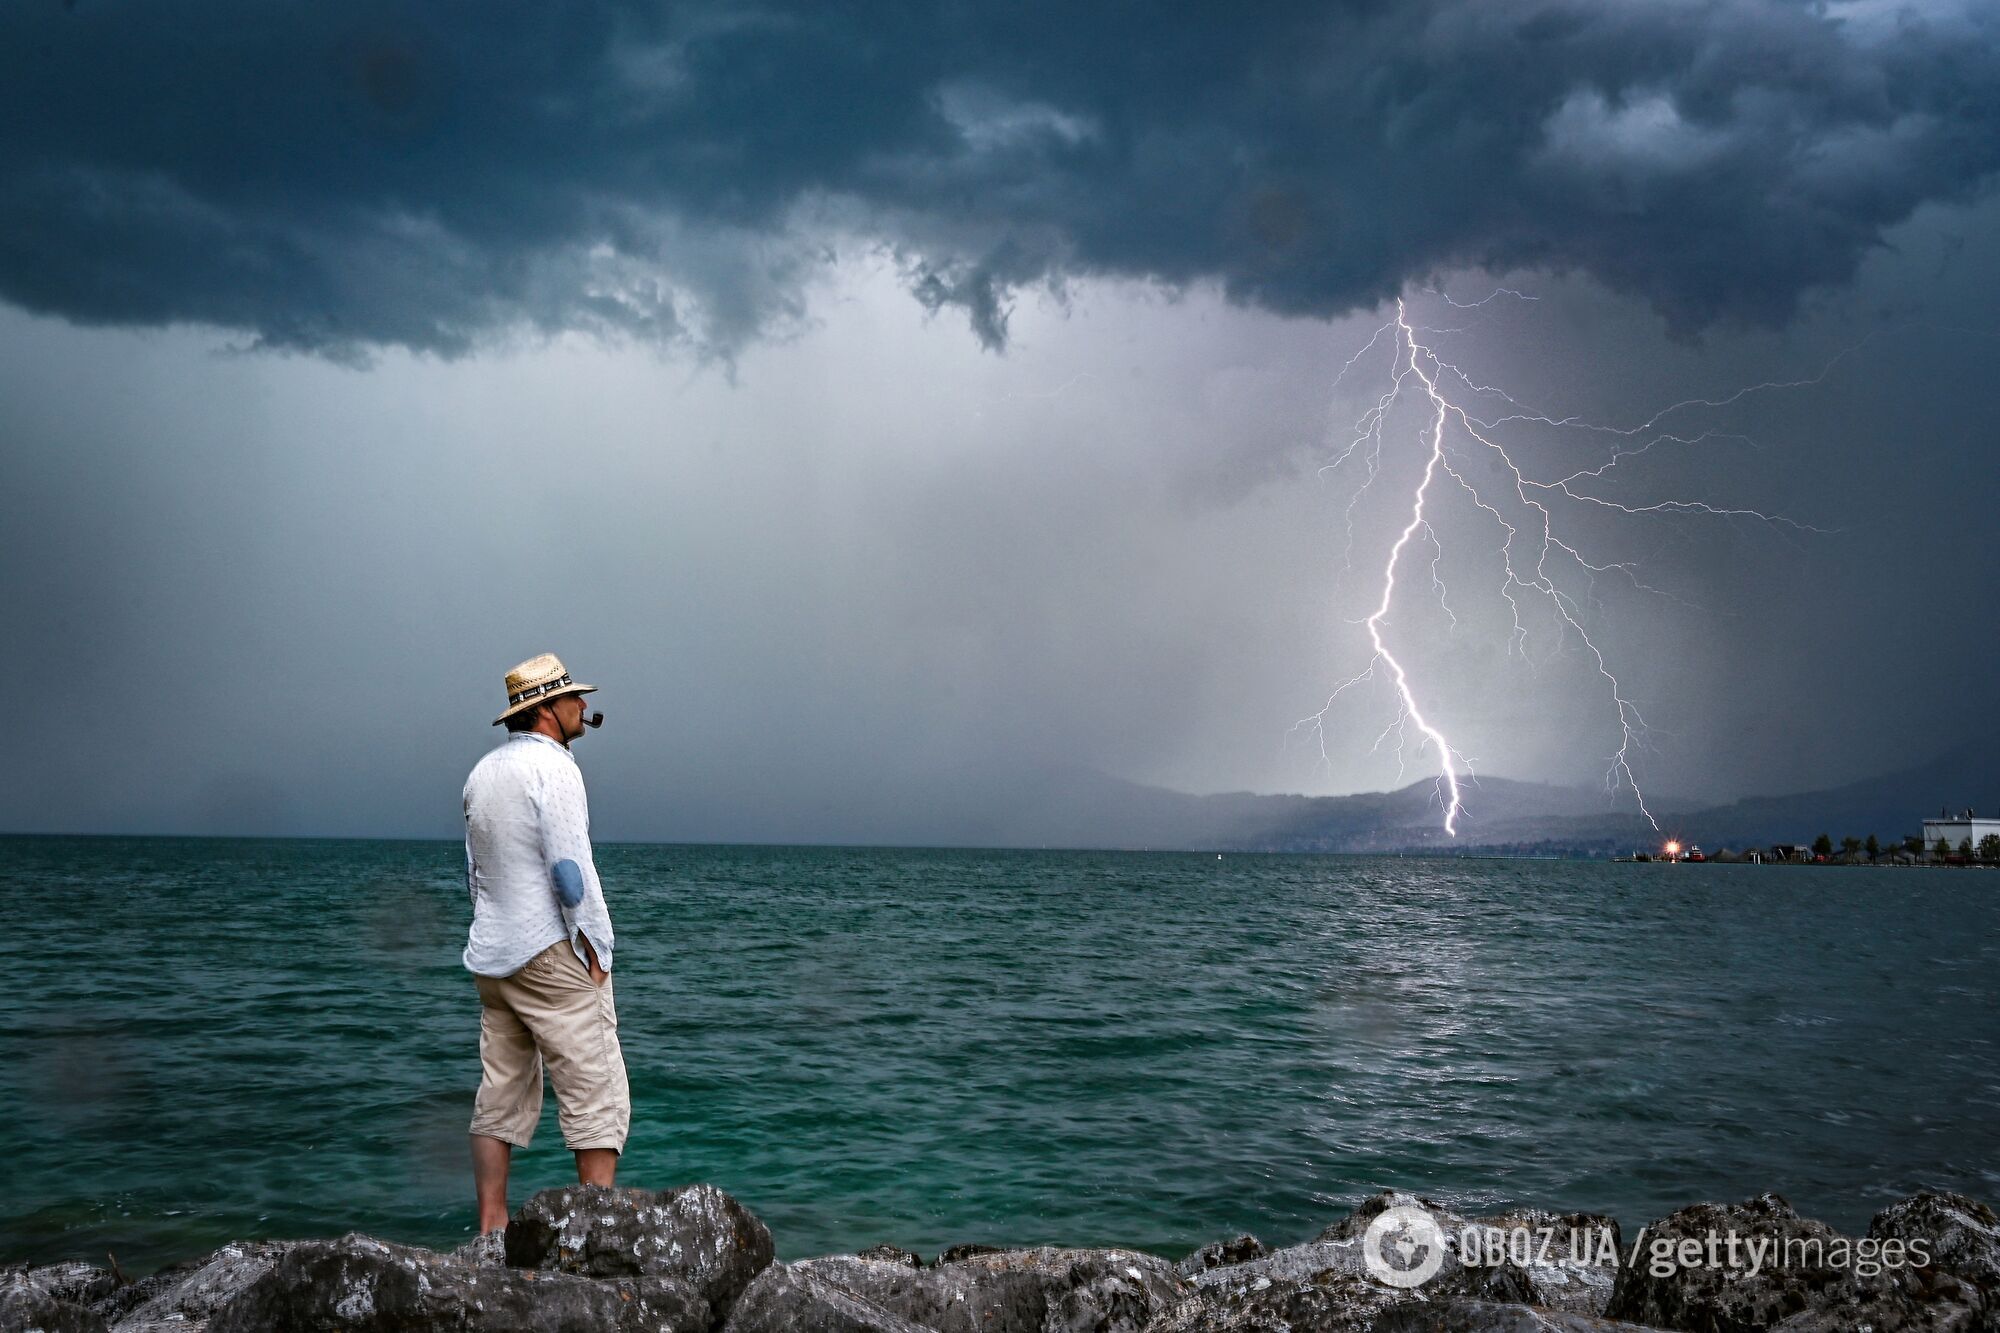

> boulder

[
  {"left": 104, "top": 1240, "right": 291, "bottom": 1331},
  {"left": 787, "top": 1257, "right": 977, "bottom": 1330},
  {"left": 722, "top": 1264, "right": 936, "bottom": 1333},
  {"left": 856, "top": 1245, "right": 924, "bottom": 1269},
  {"left": 1318, "top": 1195, "right": 1622, "bottom": 1315},
  {"left": 1152, "top": 1266, "right": 1413, "bottom": 1333},
  {"left": 94, "top": 1258, "right": 209, "bottom": 1326},
  {"left": 506, "top": 1183, "right": 774, "bottom": 1321},
  {"left": 11, "top": 1262, "right": 118, "bottom": 1311},
  {"left": 7, "top": 1184, "right": 1988, "bottom": 1333},
  {"left": 934, "top": 1244, "right": 1005, "bottom": 1265},
  {"left": 1, "top": 1272, "right": 110, "bottom": 1333},
  {"left": 1869, "top": 1190, "right": 2000, "bottom": 1292},
  {"left": 449, "top": 1230, "right": 510, "bottom": 1270},
  {"left": 1158, "top": 1192, "right": 1537, "bottom": 1333},
  {"left": 1178, "top": 1236, "right": 1267, "bottom": 1278},
  {"left": 1371, "top": 1300, "right": 1673, "bottom": 1331},
  {"left": 95, "top": 1248, "right": 254, "bottom": 1320},
  {"left": 944, "top": 1246, "right": 1188, "bottom": 1333},
  {"left": 790, "top": 1245, "right": 1188, "bottom": 1333},
  {"left": 1460, "top": 1209, "right": 1622, "bottom": 1316},
  {"left": 1603, "top": 1192, "right": 1985, "bottom": 1332},
  {"left": 1316, "top": 1192, "right": 1468, "bottom": 1245},
  {"left": 208, "top": 1232, "right": 709, "bottom": 1333},
  {"left": 1156, "top": 1267, "right": 1539, "bottom": 1333}
]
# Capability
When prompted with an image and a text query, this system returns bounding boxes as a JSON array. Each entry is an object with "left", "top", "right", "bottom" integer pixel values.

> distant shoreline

[{"left": 3, "top": 829, "right": 1997, "bottom": 865}]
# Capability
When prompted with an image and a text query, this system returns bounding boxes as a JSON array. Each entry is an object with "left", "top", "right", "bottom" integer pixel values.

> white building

[{"left": 1920, "top": 809, "right": 2000, "bottom": 851}]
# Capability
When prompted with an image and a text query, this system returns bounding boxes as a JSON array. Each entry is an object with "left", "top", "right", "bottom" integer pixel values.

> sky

[{"left": 2, "top": 0, "right": 1996, "bottom": 842}]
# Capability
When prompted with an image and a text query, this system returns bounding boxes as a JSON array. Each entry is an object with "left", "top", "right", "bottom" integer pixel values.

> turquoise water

[{"left": 3, "top": 835, "right": 1996, "bottom": 1274}]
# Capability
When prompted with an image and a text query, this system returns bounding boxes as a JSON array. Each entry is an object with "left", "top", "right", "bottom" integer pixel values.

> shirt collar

[{"left": 510, "top": 732, "right": 573, "bottom": 758}]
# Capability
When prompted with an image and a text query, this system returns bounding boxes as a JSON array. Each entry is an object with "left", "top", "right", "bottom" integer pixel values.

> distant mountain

[
  {"left": 956, "top": 766, "right": 1657, "bottom": 853},
  {"left": 983, "top": 739, "right": 1994, "bottom": 854},
  {"left": 1663, "top": 739, "right": 1998, "bottom": 851}
]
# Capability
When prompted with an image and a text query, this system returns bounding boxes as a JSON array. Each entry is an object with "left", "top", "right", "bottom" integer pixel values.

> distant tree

[
  {"left": 1812, "top": 833, "right": 1833, "bottom": 858},
  {"left": 1934, "top": 837, "right": 1953, "bottom": 860},
  {"left": 1840, "top": 836, "right": 1861, "bottom": 859},
  {"left": 1981, "top": 834, "right": 2000, "bottom": 863},
  {"left": 1906, "top": 835, "right": 1926, "bottom": 855},
  {"left": 1865, "top": 833, "right": 1881, "bottom": 861},
  {"left": 1959, "top": 837, "right": 1974, "bottom": 860}
]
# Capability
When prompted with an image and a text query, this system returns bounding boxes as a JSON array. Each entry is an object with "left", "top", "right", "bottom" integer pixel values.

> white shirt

[{"left": 462, "top": 732, "right": 616, "bottom": 978}]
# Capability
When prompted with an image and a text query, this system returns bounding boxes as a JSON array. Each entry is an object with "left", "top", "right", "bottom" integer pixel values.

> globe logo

[{"left": 1361, "top": 1203, "right": 1447, "bottom": 1289}]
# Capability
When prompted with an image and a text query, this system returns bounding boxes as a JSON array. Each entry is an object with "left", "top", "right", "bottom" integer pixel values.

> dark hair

[{"left": 502, "top": 702, "right": 548, "bottom": 733}]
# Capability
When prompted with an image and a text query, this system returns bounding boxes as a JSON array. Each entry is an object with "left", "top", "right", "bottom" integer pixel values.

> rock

[
  {"left": 791, "top": 1246, "right": 1188, "bottom": 1333},
  {"left": 1222, "top": 1192, "right": 1477, "bottom": 1292},
  {"left": 450, "top": 1230, "right": 510, "bottom": 1270},
  {"left": 1166, "top": 1263, "right": 1538, "bottom": 1333},
  {"left": 507, "top": 1183, "right": 774, "bottom": 1320},
  {"left": 13, "top": 1263, "right": 118, "bottom": 1311},
  {"left": 789, "top": 1256, "right": 991, "bottom": 1330},
  {"left": 1869, "top": 1190, "right": 2000, "bottom": 1292},
  {"left": 1460, "top": 1209, "right": 1623, "bottom": 1316},
  {"left": 722, "top": 1264, "right": 936, "bottom": 1333},
  {"left": 104, "top": 1240, "right": 291, "bottom": 1331},
  {"left": 208, "top": 1232, "right": 710, "bottom": 1333},
  {"left": 1153, "top": 1266, "right": 1406, "bottom": 1333},
  {"left": 93, "top": 1259, "right": 205, "bottom": 1326},
  {"left": 1603, "top": 1192, "right": 1986, "bottom": 1332},
  {"left": 934, "top": 1244, "right": 1005, "bottom": 1265},
  {"left": 856, "top": 1245, "right": 924, "bottom": 1269},
  {"left": 1371, "top": 1300, "right": 1673, "bottom": 1331},
  {"left": 942, "top": 1246, "right": 1187, "bottom": 1333},
  {"left": 1, "top": 1273, "right": 110, "bottom": 1333},
  {"left": 1178, "top": 1236, "right": 1268, "bottom": 1277},
  {"left": 4, "top": 1184, "right": 1987, "bottom": 1333},
  {"left": 1160, "top": 1192, "right": 1537, "bottom": 1333},
  {"left": 1317, "top": 1193, "right": 1469, "bottom": 1245},
  {"left": 1214, "top": 1233, "right": 1386, "bottom": 1290}
]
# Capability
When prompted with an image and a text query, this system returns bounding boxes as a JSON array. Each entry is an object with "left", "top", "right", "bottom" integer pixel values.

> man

[{"left": 462, "top": 652, "right": 628, "bottom": 1235}]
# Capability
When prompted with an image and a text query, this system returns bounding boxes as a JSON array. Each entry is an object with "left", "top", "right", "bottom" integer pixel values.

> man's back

[{"left": 463, "top": 732, "right": 615, "bottom": 978}]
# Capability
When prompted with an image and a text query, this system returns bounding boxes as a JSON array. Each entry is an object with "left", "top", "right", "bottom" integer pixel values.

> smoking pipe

[{"left": 583, "top": 711, "right": 605, "bottom": 729}]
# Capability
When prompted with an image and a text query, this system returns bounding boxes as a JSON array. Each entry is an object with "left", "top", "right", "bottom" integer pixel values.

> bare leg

[
  {"left": 575, "top": 1147, "right": 618, "bottom": 1187},
  {"left": 472, "top": 1134, "right": 513, "bottom": 1233}
]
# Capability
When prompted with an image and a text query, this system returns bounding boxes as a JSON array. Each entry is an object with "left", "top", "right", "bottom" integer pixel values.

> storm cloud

[{"left": 3, "top": 0, "right": 1997, "bottom": 358}]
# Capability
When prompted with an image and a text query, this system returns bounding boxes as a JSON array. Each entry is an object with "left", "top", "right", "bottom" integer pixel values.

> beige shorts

[{"left": 470, "top": 939, "right": 630, "bottom": 1152}]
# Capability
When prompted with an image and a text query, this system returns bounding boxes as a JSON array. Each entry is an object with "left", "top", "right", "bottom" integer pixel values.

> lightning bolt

[
  {"left": 1358, "top": 307, "right": 1465, "bottom": 834},
  {"left": 1299, "top": 293, "right": 1827, "bottom": 838}
]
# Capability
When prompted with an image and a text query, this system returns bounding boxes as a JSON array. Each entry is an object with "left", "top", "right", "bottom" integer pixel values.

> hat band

[{"left": 509, "top": 674, "right": 575, "bottom": 706}]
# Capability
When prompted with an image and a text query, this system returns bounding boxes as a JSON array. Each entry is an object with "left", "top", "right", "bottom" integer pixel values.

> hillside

[{"left": 984, "top": 739, "right": 1993, "bottom": 854}]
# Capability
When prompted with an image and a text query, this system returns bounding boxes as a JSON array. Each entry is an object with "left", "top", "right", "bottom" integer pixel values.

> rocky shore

[{"left": 4, "top": 1184, "right": 1995, "bottom": 1332}]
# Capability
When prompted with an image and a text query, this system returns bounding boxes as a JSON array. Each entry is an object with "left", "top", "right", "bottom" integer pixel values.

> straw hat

[{"left": 493, "top": 652, "right": 598, "bottom": 725}]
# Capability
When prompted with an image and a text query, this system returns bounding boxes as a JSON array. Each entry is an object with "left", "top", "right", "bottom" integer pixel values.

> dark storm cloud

[{"left": 2, "top": 0, "right": 1995, "bottom": 356}]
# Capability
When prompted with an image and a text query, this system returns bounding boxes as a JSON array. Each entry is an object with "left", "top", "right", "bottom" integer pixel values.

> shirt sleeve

[
  {"left": 462, "top": 785, "right": 477, "bottom": 908},
  {"left": 531, "top": 759, "right": 601, "bottom": 939}
]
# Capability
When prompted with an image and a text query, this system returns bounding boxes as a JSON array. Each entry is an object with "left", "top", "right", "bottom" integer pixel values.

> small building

[{"left": 1920, "top": 808, "right": 2000, "bottom": 851}]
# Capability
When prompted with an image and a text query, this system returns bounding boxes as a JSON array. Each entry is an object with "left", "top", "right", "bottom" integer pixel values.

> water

[{"left": 3, "top": 835, "right": 1996, "bottom": 1274}]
